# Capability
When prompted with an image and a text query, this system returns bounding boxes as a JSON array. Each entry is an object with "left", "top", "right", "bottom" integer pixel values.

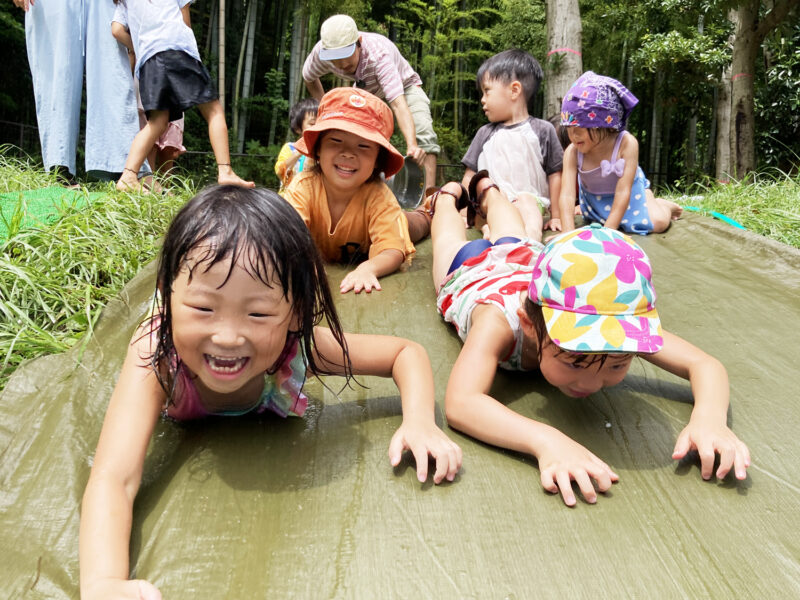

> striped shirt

[{"left": 302, "top": 32, "right": 422, "bottom": 103}]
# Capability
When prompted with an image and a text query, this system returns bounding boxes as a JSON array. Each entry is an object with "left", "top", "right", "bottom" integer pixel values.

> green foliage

[
  {"left": 755, "top": 24, "right": 800, "bottom": 171},
  {"left": 671, "top": 172, "right": 800, "bottom": 248},
  {"left": 633, "top": 30, "right": 729, "bottom": 73},
  {"left": 0, "top": 155, "right": 193, "bottom": 390}
]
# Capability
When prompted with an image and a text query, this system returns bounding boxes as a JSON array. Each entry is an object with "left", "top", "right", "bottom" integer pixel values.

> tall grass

[
  {"left": 0, "top": 154, "right": 194, "bottom": 390},
  {"left": 671, "top": 171, "right": 800, "bottom": 248}
]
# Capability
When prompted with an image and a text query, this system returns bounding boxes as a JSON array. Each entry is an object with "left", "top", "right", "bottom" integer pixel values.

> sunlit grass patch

[
  {"left": 670, "top": 171, "right": 800, "bottom": 248},
  {"left": 0, "top": 155, "right": 194, "bottom": 390}
]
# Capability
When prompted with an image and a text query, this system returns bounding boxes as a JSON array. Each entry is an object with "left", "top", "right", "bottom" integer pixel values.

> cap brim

[
  {"left": 542, "top": 306, "right": 663, "bottom": 354},
  {"left": 297, "top": 118, "right": 405, "bottom": 178},
  {"left": 319, "top": 44, "right": 356, "bottom": 61}
]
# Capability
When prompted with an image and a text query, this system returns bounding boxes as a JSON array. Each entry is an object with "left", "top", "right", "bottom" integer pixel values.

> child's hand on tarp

[
  {"left": 388, "top": 419, "right": 462, "bottom": 484},
  {"left": 536, "top": 427, "right": 619, "bottom": 507},
  {"left": 83, "top": 578, "right": 161, "bottom": 600},
  {"left": 672, "top": 418, "right": 751, "bottom": 480}
]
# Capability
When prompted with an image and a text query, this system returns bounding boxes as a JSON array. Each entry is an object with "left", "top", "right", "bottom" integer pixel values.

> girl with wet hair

[{"left": 79, "top": 186, "right": 461, "bottom": 600}]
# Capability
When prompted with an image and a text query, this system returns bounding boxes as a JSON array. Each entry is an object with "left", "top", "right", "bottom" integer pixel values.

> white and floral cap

[{"left": 528, "top": 224, "right": 663, "bottom": 354}]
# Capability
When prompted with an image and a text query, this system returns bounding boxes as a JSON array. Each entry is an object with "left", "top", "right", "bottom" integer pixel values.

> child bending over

[
  {"left": 275, "top": 97, "right": 319, "bottom": 195},
  {"left": 461, "top": 49, "right": 563, "bottom": 241},
  {"left": 557, "top": 72, "right": 681, "bottom": 234},
  {"left": 79, "top": 186, "right": 461, "bottom": 599},
  {"left": 285, "top": 87, "right": 431, "bottom": 294},
  {"left": 112, "top": 0, "right": 253, "bottom": 191},
  {"left": 425, "top": 175, "right": 748, "bottom": 506}
]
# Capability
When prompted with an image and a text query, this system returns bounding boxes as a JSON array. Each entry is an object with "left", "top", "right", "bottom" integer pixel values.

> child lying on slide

[{"left": 426, "top": 174, "right": 749, "bottom": 506}]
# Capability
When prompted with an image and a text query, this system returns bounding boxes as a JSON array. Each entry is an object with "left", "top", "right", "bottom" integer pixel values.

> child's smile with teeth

[
  {"left": 170, "top": 248, "right": 296, "bottom": 394},
  {"left": 205, "top": 354, "right": 250, "bottom": 374},
  {"left": 318, "top": 129, "right": 380, "bottom": 190}
]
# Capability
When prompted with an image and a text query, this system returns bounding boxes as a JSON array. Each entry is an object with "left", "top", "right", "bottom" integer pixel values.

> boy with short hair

[{"left": 461, "top": 49, "right": 563, "bottom": 240}]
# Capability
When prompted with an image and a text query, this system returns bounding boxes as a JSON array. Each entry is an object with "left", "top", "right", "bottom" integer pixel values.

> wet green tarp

[{"left": 2, "top": 213, "right": 800, "bottom": 598}]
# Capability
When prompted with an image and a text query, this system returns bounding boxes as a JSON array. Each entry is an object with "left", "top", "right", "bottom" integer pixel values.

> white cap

[{"left": 319, "top": 15, "right": 359, "bottom": 61}]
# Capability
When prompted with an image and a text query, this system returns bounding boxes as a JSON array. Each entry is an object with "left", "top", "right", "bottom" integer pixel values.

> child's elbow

[
  {"left": 111, "top": 23, "right": 126, "bottom": 41},
  {"left": 444, "top": 392, "right": 468, "bottom": 432}
]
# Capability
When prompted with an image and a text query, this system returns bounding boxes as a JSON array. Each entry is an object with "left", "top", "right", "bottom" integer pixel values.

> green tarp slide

[{"left": 2, "top": 213, "right": 799, "bottom": 597}]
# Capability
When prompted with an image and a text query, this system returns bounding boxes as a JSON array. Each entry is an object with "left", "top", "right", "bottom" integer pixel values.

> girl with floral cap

[
  {"left": 557, "top": 72, "right": 682, "bottom": 234},
  {"left": 425, "top": 175, "right": 749, "bottom": 506}
]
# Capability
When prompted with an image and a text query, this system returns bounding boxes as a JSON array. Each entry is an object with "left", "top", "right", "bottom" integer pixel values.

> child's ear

[
  {"left": 510, "top": 80, "right": 523, "bottom": 99},
  {"left": 516, "top": 292, "right": 536, "bottom": 338}
]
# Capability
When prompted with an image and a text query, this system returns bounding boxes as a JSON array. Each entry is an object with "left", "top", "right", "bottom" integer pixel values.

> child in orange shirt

[{"left": 285, "top": 87, "right": 429, "bottom": 294}]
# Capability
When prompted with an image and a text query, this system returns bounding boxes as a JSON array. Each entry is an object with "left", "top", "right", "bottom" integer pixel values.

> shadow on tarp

[{"left": 2, "top": 213, "right": 800, "bottom": 597}]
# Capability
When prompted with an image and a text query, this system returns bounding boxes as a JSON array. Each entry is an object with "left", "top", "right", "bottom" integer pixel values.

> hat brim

[
  {"left": 542, "top": 305, "right": 663, "bottom": 354},
  {"left": 319, "top": 43, "right": 356, "bottom": 61},
  {"left": 296, "top": 117, "right": 405, "bottom": 178}
]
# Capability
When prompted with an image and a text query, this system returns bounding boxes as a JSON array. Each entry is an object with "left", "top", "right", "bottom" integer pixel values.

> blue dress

[{"left": 577, "top": 131, "right": 653, "bottom": 235}]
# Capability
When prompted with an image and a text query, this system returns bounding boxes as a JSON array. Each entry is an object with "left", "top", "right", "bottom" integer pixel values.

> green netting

[
  {"left": 1, "top": 213, "right": 800, "bottom": 597},
  {"left": 0, "top": 186, "right": 105, "bottom": 239}
]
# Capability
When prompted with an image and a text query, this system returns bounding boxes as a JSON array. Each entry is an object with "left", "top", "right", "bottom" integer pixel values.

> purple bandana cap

[{"left": 560, "top": 71, "right": 639, "bottom": 130}]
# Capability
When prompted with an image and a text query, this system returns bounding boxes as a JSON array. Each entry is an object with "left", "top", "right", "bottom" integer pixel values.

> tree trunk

[
  {"left": 545, "top": 0, "right": 583, "bottom": 119},
  {"left": 729, "top": 0, "right": 759, "bottom": 179},
  {"left": 232, "top": 0, "right": 250, "bottom": 145},
  {"left": 715, "top": 63, "right": 733, "bottom": 182},
  {"left": 728, "top": 0, "right": 800, "bottom": 177},
  {"left": 648, "top": 70, "right": 664, "bottom": 187},
  {"left": 268, "top": 0, "right": 291, "bottom": 147},
  {"left": 288, "top": 0, "right": 306, "bottom": 109},
  {"left": 236, "top": 0, "right": 257, "bottom": 152},
  {"left": 218, "top": 0, "right": 226, "bottom": 111}
]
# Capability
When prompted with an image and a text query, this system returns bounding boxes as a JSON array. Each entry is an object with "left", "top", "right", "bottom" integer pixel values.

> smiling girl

[
  {"left": 284, "top": 87, "right": 430, "bottom": 294},
  {"left": 79, "top": 186, "right": 461, "bottom": 599}
]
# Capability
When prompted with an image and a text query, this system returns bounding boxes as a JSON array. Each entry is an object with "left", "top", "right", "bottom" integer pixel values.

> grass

[
  {"left": 0, "top": 154, "right": 798, "bottom": 392},
  {"left": 0, "top": 154, "right": 195, "bottom": 390},
  {"left": 668, "top": 171, "right": 800, "bottom": 248}
]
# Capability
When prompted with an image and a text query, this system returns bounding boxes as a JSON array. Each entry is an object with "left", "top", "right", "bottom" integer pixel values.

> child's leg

[
  {"left": 117, "top": 111, "right": 170, "bottom": 191},
  {"left": 474, "top": 179, "right": 527, "bottom": 243},
  {"left": 512, "top": 193, "right": 544, "bottom": 242},
  {"left": 645, "top": 190, "right": 684, "bottom": 232},
  {"left": 431, "top": 183, "right": 471, "bottom": 289},
  {"left": 196, "top": 100, "right": 255, "bottom": 188}
]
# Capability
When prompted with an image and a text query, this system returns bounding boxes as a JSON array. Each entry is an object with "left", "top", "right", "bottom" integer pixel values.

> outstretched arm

[
  {"left": 312, "top": 327, "right": 462, "bottom": 483},
  {"left": 79, "top": 333, "right": 166, "bottom": 600},
  {"left": 444, "top": 306, "right": 617, "bottom": 506},
  {"left": 389, "top": 95, "right": 425, "bottom": 166},
  {"left": 557, "top": 145, "right": 578, "bottom": 232},
  {"left": 645, "top": 330, "right": 750, "bottom": 480},
  {"left": 605, "top": 134, "right": 639, "bottom": 230}
]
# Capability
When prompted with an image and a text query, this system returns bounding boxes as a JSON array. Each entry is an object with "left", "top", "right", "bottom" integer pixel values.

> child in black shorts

[{"left": 112, "top": 0, "right": 253, "bottom": 190}]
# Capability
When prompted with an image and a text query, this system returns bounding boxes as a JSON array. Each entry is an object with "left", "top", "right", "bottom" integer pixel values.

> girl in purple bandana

[{"left": 557, "top": 72, "right": 682, "bottom": 235}]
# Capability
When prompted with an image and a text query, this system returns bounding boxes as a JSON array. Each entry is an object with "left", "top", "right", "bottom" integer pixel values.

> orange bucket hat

[{"left": 295, "top": 87, "right": 405, "bottom": 178}]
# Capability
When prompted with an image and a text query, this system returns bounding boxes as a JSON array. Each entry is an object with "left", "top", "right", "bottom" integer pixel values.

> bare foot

[
  {"left": 116, "top": 170, "right": 147, "bottom": 193},
  {"left": 218, "top": 166, "right": 255, "bottom": 188},
  {"left": 481, "top": 223, "right": 492, "bottom": 240},
  {"left": 667, "top": 200, "right": 683, "bottom": 221}
]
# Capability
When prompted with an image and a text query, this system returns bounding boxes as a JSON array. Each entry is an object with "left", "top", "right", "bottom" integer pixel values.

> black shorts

[{"left": 139, "top": 50, "right": 217, "bottom": 121}]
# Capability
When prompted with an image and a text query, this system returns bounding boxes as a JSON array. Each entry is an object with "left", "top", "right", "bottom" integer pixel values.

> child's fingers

[
  {"left": 410, "top": 443, "right": 429, "bottom": 483},
  {"left": 715, "top": 444, "right": 736, "bottom": 479},
  {"left": 555, "top": 470, "right": 577, "bottom": 507},
  {"left": 733, "top": 443, "right": 751, "bottom": 479},
  {"left": 671, "top": 430, "right": 692, "bottom": 460},
  {"left": 588, "top": 464, "right": 614, "bottom": 493},
  {"left": 697, "top": 440, "right": 716, "bottom": 480},
  {"left": 434, "top": 441, "right": 462, "bottom": 484},
  {"left": 573, "top": 470, "right": 597, "bottom": 504},
  {"left": 387, "top": 431, "right": 405, "bottom": 467},
  {"left": 540, "top": 469, "right": 559, "bottom": 495},
  {"left": 137, "top": 580, "right": 163, "bottom": 600}
]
